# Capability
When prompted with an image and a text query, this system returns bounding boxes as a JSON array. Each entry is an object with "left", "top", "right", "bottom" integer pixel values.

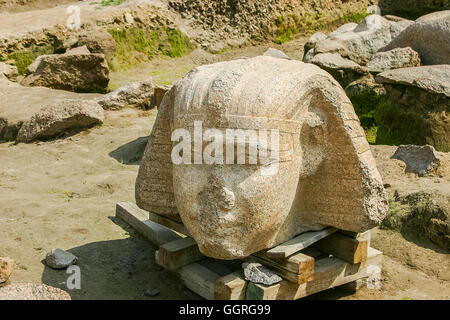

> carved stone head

[{"left": 136, "top": 57, "right": 388, "bottom": 259}]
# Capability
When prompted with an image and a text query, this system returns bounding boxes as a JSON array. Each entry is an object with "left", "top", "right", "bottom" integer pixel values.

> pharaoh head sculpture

[{"left": 136, "top": 56, "right": 388, "bottom": 259}]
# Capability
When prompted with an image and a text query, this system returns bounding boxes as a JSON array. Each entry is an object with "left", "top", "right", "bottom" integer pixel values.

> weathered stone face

[{"left": 136, "top": 56, "right": 388, "bottom": 259}]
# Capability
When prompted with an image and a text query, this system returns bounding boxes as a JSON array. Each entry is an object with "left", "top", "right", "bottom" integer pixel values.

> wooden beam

[
  {"left": 340, "top": 230, "right": 371, "bottom": 247},
  {"left": 155, "top": 251, "right": 220, "bottom": 300},
  {"left": 158, "top": 237, "right": 204, "bottom": 270},
  {"left": 116, "top": 202, "right": 181, "bottom": 246},
  {"left": 246, "top": 282, "right": 280, "bottom": 300},
  {"left": 214, "top": 271, "right": 247, "bottom": 300},
  {"left": 148, "top": 211, "right": 191, "bottom": 236},
  {"left": 264, "top": 247, "right": 382, "bottom": 300},
  {"left": 313, "top": 232, "right": 368, "bottom": 264},
  {"left": 266, "top": 228, "right": 337, "bottom": 259}
]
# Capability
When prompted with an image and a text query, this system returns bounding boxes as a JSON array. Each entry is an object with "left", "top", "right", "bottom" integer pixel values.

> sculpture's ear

[
  {"left": 135, "top": 87, "right": 180, "bottom": 220},
  {"left": 294, "top": 77, "right": 388, "bottom": 232}
]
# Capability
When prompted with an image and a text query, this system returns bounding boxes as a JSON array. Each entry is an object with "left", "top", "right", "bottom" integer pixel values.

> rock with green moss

[
  {"left": 21, "top": 53, "right": 110, "bottom": 93},
  {"left": 374, "top": 65, "right": 450, "bottom": 151}
]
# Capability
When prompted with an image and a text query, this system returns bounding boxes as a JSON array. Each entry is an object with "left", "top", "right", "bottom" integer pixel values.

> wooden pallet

[{"left": 116, "top": 202, "right": 381, "bottom": 300}]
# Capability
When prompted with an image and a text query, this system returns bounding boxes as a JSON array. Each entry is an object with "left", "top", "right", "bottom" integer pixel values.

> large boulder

[
  {"left": 76, "top": 29, "right": 117, "bottom": 59},
  {"left": 328, "top": 15, "right": 411, "bottom": 65},
  {"left": 311, "top": 52, "right": 369, "bottom": 87},
  {"left": 97, "top": 79, "right": 154, "bottom": 110},
  {"left": 374, "top": 65, "right": 450, "bottom": 151},
  {"left": 0, "top": 283, "right": 71, "bottom": 300},
  {"left": 382, "top": 10, "right": 450, "bottom": 65},
  {"left": 304, "top": 32, "right": 327, "bottom": 53},
  {"left": 367, "top": 47, "right": 421, "bottom": 73},
  {"left": 21, "top": 53, "right": 110, "bottom": 93},
  {"left": 16, "top": 99, "right": 104, "bottom": 143},
  {"left": 263, "top": 48, "right": 290, "bottom": 60}
]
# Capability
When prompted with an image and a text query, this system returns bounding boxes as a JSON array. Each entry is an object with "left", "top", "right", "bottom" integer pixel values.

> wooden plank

[
  {"left": 214, "top": 271, "right": 247, "bottom": 300},
  {"left": 116, "top": 202, "right": 181, "bottom": 246},
  {"left": 244, "top": 254, "right": 313, "bottom": 284},
  {"left": 340, "top": 230, "right": 371, "bottom": 247},
  {"left": 148, "top": 211, "right": 191, "bottom": 236},
  {"left": 266, "top": 228, "right": 337, "bottom": 259},
  {"left": 254, "top": 248, "right": 318, "bottom": 274},
  {"left": 246, "top": 282, "right": 280, "bottom": 300},
  {"left": 158, "top": 237, "right": 205, "bottom": 270},
  {"left": 273, "top": 247, "right": 382, "bottom": 300},
  {"left": 155, "top": 250, "right": 219, "bottom": 300},
  {"left": 313, "top": 232, "right": 368, "bottom": 264}
]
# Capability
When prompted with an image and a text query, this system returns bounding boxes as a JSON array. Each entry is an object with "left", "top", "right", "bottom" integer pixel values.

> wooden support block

[
  {"left": 214, "top": 271, "right": 247, "bottom": 300},
  {"left": 246, "top": 282, "right": 281, "bottom": 300},
  {"left": 158, "top": 237, "right": 205, "bottom": 270},
  {"left": 314, "top": 232, "right": 368, "bottom": 264},
  {"left": 116, "top": 202, "right": 181, "bottom": 246},
  {"left": 244, "top": 252, "right": 314, "bottom": 284},
  {"left": 269, "top": 247, "right": 382, "bottom": 300},
  {"left": 340, "top": 230, "right": 371, "bottom": 247},
  {"left": 266, "top": 227, "right": 337, "bottom": 259},
  {"left": 148, "top": 211, "right": 191, "bottom": 236},
  {"left": 155, "top": 251, "right": 220, "bottom": 300}
]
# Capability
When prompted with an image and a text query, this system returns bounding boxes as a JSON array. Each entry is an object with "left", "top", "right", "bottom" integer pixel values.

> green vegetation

[
  {"left": 7, "top": 45, "right": 53, "bottom": 75},
  {"left": 90, "top": 0, "right": 126, "bottom": 6},
  {"left": 373, "top": 99, "right": 428, "bottom": 146},
  {"left": 108, "top": 27, "right": 193, "bottom": 70},
  {"left": 272, "top": 9, "right": 370, "bottom": 44}
]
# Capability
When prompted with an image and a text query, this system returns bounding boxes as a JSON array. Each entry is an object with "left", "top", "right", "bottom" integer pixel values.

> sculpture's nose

[{"left": 215, "top": 186, "right": 235, "bottom": 211}]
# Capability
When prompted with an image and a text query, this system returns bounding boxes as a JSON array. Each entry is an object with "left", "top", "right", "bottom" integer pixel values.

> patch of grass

[
  {"left": 272, "top": 9, "right": 369, "bottom": 44},
  {"left": 373, "top": 98, "right": 428, "bottom": 146},
  {"left": 108, "top": 27, "right": 193, "bottom": 70},
  {"left": 8, "top": 45, "right": 54, "bottom": 75},
  {"left": 91, "top": 0, "right": 126, "bottom": 6}
]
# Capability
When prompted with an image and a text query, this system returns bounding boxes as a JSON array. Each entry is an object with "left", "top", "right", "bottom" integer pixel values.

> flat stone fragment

[
  {"left": 0, "top": 283, "right": 71, "bottom": 300},
  {"left": 375, "top": 65, "right": 450, "bottom": 97},
  {"left": 367, "top": 47, "right": 421, "bottom": 73},
  {"left": 97, "top": 79, "right": 154, "bottom": 110},
  {"left": 45, "top": 248, "right": 78, "bottom": 269},
  {"left": 263, "top": 48, "right": 290, "bottom": 60},
  {"left": 392, "top": 145, "right": 441, "bottom": 176},
  {"left": 0, "top": 257, "right": 15, "bottom": 283},
  {"left": 311, "top": 52, "right": 362, "bottom": 71},
  {"left": 383, "top": 10, "right": 450, "bottom": 65},
  {"left": 242, "top": 263, "right": 282, "bottom": 286},
  {"left": 16, "top": 99, "right": 104, "bottom": 143}
]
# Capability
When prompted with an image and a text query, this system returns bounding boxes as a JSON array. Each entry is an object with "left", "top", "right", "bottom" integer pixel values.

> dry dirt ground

[{"left": 1, "top": 3, "right": 449, "bottom": 301}]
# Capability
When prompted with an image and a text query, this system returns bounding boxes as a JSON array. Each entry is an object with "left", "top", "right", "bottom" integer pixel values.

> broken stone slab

[
  {"left": 375, "top": 65, "right": 450, "bottom": 97},
  {"left": 242, "top": 262, "right": 282, "bottom": 286},
  {"left": 45, "top": 248, "right": 78, "bottom": 269},
  {"left": 0, "top": 61, "right": 18, "bottom": 80},
  {"left": 21, "top": 53, "right": 110, "bottom": 93},
  {"left": 16, "top": 99, "right": 104, "bottom": 143},
  {"left": 76, "top": 29, "right": 117, "bottom": 59},
  {"left": 328, "top": 22, "right": 357, "bottom": 38},
  {"left": 304, "top": 32, "right": 327, "bottom": 53},
  {"left": 65, "top": 45, "right": 91, "bottom": 55},
  {"left": 392, "top": 145, "right": 441, "bottom": 176},
  {"left": 330, "top": 15, "right": 401, "bottom": 65},
  {"left": 367, "top": 47, "right": 421, "bottom": 73},
  {"left": 0, "top": 283, "right": 71, "bottom": 300},
  {"left": 382, "top": 10, "right": 450, "bottom": 65},
  {"left": 314, "top": 38, "right": 350, "bottom": 57},
  {"left": 0, "top": 257, "right": 15, "bottom": 283},
  {"left": 97, "top": 79, "right": 154, "bottom": 110},
  {"left": 263, "top": 48, "right": 290, "bottom": 60},
  {"left": 311, "top": 53, "right": 368, "bottom": 87},
  {"left": 136, "top": 56, "right": 388, "bottom": 259},
  {"left": 0, "top": 76, "right": 101, "bottom": 142}
]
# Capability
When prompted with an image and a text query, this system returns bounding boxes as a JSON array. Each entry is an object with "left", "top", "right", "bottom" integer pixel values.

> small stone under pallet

[{"left": 116, "top": 202, "right": 382, "bottom": 300}]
